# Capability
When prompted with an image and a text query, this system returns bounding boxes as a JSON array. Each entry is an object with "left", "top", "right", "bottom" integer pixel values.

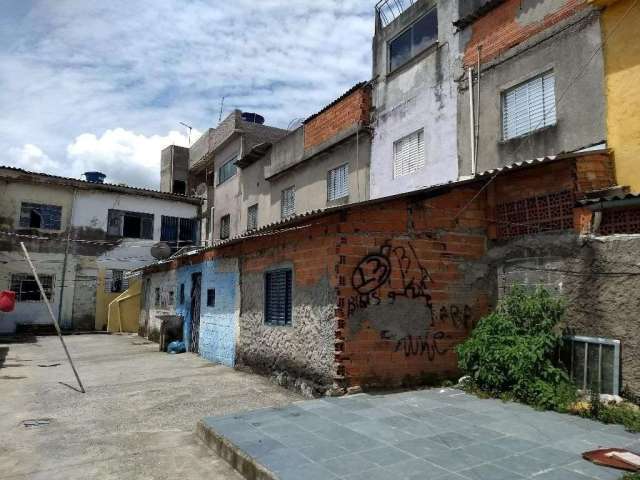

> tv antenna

[
  {"left": 179, "top": 122, "right": 193, "bottom": 145},
  {"left": 218, "top": 96, "right": 226, "bottom": 123}
]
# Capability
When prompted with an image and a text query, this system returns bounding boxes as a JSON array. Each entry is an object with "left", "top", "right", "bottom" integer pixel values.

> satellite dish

[
  {"left": 195, "top": 183, "right": 207, "bottom": 197},
  {"left": 151, "top": 242, "right": 173, "bottom": 260}
]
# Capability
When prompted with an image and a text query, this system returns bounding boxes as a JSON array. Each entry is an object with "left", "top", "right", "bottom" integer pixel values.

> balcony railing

[{"left": 375, "top": 0, "right": 417, "bottom": 27}]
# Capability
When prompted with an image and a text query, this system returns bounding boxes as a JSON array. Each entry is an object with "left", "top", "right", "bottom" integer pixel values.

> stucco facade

[
  {"left": 0, "top": 167, "right": 201, "bottom": 334},
  {"left": 370, "top": 0, "right": 460, "bottom": 199},
  {"left": 590, "top": 0, "right": 640, "bottom": 192},
  {"left": 457, "top": 0, "right": 606, "bottom": 174}
]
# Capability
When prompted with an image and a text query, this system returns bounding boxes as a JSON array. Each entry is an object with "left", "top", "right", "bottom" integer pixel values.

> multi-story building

[
  {"left": 160, "top": 83, "right": 372, "bottom": 242},
  {"left": 0, "top": 167, "right": 201, "bottom": 333},
  {"left": 369, "top": 0, "right": 462, "bottom": 198},
  {"left": 456, "top": 0, "right": 607, "bottom": 174}
]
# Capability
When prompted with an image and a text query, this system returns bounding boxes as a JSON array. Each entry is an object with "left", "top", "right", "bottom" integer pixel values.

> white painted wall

[{"left": 370, "top": 0, "right": 460, "bottom": 199}]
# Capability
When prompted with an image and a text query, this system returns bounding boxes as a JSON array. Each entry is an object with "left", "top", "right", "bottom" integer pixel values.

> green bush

[
  {"left": 457, "top": 286, "right": 576, "bottom": 410},
  {"left": 597, "top": 403, "right": 640, "bottom": 433}
]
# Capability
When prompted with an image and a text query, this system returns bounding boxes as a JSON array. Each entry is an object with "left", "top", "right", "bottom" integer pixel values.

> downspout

[
  {"left": 467, "top": 67, "right": 477, "bottom": 176},
  {"left": 57, "top": 187, "right": 77, "bottom": 329},
  {"left": 475, "top": 45, "right": 482, "bottom": 170}
]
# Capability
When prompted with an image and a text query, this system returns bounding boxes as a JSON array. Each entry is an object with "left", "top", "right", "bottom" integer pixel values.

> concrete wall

[
  {"left": 236, "top": 232, "right": 338, "bottom": 393},
  {"left": 592, "top": 0, "right": 640, "bottom": 192},
  {"left": 458, "top": 8, "right": 606, "bottom": 174},
  {"left": 211, "top": 138, "right": 242, "bottom": 240},
  {"left": 160, "top": 145, "right": 189, "bottom": 194},
  {"left": 266, "top": 133, "right": 371, "bottom": 224},
  {"left": 370, "top": 0, "right": 460, "bottom": 199},
  {"left": 140, "top": 269, "right": 178, "bottom": 341},
  {"left": 488, "top": 232, "right": 640, "bottom": 394}
]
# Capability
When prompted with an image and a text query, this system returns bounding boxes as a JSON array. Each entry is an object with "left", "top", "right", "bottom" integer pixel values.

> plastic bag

[
  {"left": 0, "top": 291, "right": 16, "bottom": 313},
  {"left": 167, "top": 340, "right": 186, "bottom": 354}
]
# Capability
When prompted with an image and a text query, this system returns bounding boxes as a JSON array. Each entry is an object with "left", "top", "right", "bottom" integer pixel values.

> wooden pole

[{"left": 20, "top": 242, "right": 86, "bottom": 393}]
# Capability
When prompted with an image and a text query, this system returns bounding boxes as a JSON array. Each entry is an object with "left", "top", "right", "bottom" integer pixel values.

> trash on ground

[
  {"left": 167, "top": 340, "right": 186, "bottom": 354},
  {"left": 583, "top": 448, "right": 640, "bottom": 472}
]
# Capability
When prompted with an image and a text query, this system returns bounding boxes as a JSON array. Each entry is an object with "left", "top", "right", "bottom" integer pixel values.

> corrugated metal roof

[
  {"left": 0, "top": 165, "right": 202, "bottom": 204},
  {"left": 579, "top": 191, "right": 640, "bottom": 206}
]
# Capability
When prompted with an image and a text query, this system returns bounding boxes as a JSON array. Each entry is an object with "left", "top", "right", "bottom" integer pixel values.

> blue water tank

[
  {"left": 241, "top": 112, "right": 265, "bottom": 124},
  {"left": 84, "top": 171, "right": 107, "bottom": 184}
]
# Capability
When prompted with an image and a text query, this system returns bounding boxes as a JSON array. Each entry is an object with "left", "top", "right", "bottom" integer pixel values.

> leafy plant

[
  {"left": 597, "top": 403, "right": 640, "bottom": 433},
  {"left": 457, "top": 286, "right": 576, "bottom": 410}
]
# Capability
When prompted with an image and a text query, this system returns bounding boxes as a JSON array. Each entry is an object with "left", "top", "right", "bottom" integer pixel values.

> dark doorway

[{"left": 189, "top": 272, "right": 202, "bottom": 354}]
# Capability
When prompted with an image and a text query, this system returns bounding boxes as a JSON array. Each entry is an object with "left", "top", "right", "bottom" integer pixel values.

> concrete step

[{"left": 196, "top": 418, "right": 278, "bottom": 480}]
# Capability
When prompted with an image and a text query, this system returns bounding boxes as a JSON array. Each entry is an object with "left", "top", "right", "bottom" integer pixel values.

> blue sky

[{"left": 0, "top": 0, "right": 374, "bottom": 188}]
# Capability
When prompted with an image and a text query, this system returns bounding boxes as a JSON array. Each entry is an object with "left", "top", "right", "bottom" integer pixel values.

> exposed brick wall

[
  {"left": 463, "top": 0, "right": 589, "bottom": 66},
  {"left": 303, "top": 86, "right": 371, "bottom": 151},
  {"left": 575, "top": 153, "right": 617, "bottom": 193},
  {"left": 600, "top": 207, "right": 640, "bottom": 234},
  {"left": 333, "top": 190, "right": 491, "bottom": 388}
]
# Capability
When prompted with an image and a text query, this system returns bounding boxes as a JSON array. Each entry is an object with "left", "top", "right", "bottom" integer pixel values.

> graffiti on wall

[
  {"left": 350, "top": 242, "right": 433, "bottom": 314},
  {"left": 345, "top": 241, "right": 476, "bottom": 362}
]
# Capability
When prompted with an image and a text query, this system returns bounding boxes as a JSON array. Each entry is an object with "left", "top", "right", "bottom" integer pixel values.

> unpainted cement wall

[{"left": 488, "top": 232, "right": 640, "bottom": 394}]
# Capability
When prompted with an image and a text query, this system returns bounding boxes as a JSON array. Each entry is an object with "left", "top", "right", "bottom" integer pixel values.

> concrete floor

[{"left": 0, "top": 334, "right": 301, "bottom": 480}]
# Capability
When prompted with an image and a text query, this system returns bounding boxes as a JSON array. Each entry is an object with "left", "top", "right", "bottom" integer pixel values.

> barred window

[
  {"left": 502, "top": 71, "right": 556, "bottom": 141},
  {"left": 281, "top": 186, "right": 295, "bottom": 219},
  {"left": 218, "top": 156, "right": 238, "bottom": 185},
  {"left": 19, "top": 203, "right": 62, "bottom": 230},
  {"left": 265, "top": 269, "right": 292, "bottom": 326},
  {"left": 328, "top": 164, "right": 349, "bottom": 202},
  {"left": 220, "top": 214, "right": 230, "bottom": 240},
  {"left": 247, "top": 204, "right": 258, "bottom": 231},
  {"left": 11, "top": 274, "right": 53, "bottom": 302},
  {"left": 160, "top": 216, "right": 198, "bottom": 251},
  {"left": 393, "top": 129, "right": 424, "bottom": 178},
  {"left": 560, "top": 336, "right": 620, "bottom": 395},
  {"left": 105, "top": 269, "right": 129, "bottom": 293}
]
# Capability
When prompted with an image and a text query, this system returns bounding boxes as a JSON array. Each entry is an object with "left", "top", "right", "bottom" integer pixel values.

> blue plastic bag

[{"left": 167, "top": 340, "right": 186, "bottom": 354}]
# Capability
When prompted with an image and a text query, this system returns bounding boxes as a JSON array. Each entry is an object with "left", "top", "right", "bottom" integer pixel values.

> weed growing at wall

[{"left": 456, "top": 286, "right": 576, "bottom": 410}]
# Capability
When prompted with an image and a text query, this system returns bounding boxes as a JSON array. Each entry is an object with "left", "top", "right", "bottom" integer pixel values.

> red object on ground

[
  {"left": 583, "top": 448, "right": 640, "bottom": 472},
  {"left": 0, "top": 290, "right": 16, "bottom": 313}
]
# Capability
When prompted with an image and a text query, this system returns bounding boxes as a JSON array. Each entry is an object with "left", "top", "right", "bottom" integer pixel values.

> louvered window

[
  {"left": 327, "top": 164, "right": 349, "bottom": 202},
  {"left": 502, "top": 71, "right": 556, "bottom": 141},
  {"left": 220, "top": 214, "right": 230, "bottom": 240},
  {"left": 393, "top": 129, "right": 425, "bottom": 178},
  {"left": 281, "top": 186, "right": 295, "bottom": 219},
  {"left": 265, "top": 269, "right": 292, "bottom": 326},
  {"left": 247, "top": 204, "right": 258, "bottom": 231}
]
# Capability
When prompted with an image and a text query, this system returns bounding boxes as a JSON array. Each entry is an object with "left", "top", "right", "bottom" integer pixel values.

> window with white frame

[
  {"left": 11, "top": 274, "right": 53, "bottom": 302},
  {"left": 388, "top": 8, "right": 438, "bottom": 72},
  {"left": 220, "top": 214, "right": 230, "bottom": 240},
  {"left": 502, "top": 71, "right": 556, "bottom": 141},
  {"left": 327, "top": 164, "right": 349, "bottom": 202},
  {"left": 393, "top": 129, "right": 425, "bottom": 179},
  {"left": 281, "top": 186, "right": 295, "bottom": 219},
  {"left": 561, "top": 336, "right": 620, "bottom": 395},
  {"left": 247, "top": 204, "right": 258, "bottom": 231}
]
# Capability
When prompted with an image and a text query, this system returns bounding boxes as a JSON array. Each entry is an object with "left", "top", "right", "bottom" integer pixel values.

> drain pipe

[{"left": 468, "top": 67, "right": 477, "bottom": 176}]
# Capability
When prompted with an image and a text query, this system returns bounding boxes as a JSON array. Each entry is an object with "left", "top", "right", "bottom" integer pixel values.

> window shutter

[
  {"left": 503, "top": 71, "right": 556, "bottom": 140},
  {"left": 265, "top": 269, "right": 292, "bottom": 326},
  {"left": 328, "top": 164, "right": 349, "bottom": 201},
  {"left": 161, "top": 216, "right": 178, "bottom": 242},
  {"left": 281, "top": 187, "right": 295, "bottom": 218},
  {"left": 247, "top": 204, "right": 258, "bottom": 231},
  {"left": 393, "top": 130, "right": 425, "bottom": 178},
  {"left": 141, "top": 216, "right": 154, "bottom": 239}
]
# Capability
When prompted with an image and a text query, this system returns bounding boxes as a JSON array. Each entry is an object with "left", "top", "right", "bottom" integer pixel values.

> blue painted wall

[{"left": 174, "top": 259, "right": 238, "bottom": 367}]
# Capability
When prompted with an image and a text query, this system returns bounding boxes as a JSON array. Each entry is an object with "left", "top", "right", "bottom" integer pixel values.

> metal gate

[{"left": 189, "top": 272, "right": 202, "bottom": 354}]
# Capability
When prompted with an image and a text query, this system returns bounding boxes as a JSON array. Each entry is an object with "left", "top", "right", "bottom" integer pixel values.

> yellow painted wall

[
  {"left": 95, "top": 270, "right": 119, "bottom": 330},
  {"left": 107, "top": 279, "right": 141, "bottom": 333},
  {"left": 593, "top": 0, "right": 640, "bottom": 191}
]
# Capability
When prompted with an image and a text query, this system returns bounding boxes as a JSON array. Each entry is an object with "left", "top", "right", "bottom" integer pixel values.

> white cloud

[
  {"left": 66, "top": 128, "right": 197, "bottom": 188},
  {"left": 0, "top": 1, "right": 375, "bottom": 187},
  {"left": 7, "top": 144, "right": 58, "bottom": 172}
]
